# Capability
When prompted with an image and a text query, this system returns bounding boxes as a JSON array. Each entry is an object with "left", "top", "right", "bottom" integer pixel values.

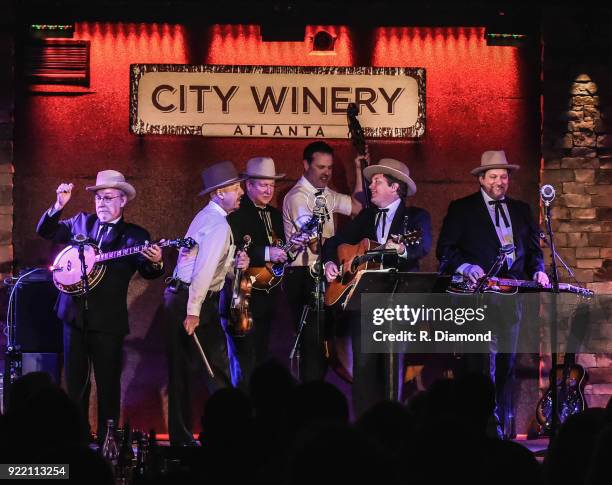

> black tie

[
  {"left": 257, "top": 207, "right": 274, "bottom": 243},
  {"left": 96, "top": 222, "right": 114, "bottom": 245},
  {"left": 488, "top": 200, "right": 510, "bottom": 228},
  {"left": 375, "top": 208, "right": 389, "bottom": 239}
]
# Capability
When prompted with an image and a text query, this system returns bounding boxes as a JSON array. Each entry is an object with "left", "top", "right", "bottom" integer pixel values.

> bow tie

[{"left": 488, "top": 200, "right": 509, "bottom": 228}]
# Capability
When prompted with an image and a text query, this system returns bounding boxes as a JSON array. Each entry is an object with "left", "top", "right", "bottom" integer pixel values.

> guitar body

[
  {"left": 447, "top": 276, "right": 593, "bottom": 297},
  {"left": 324, "top": 239, "right": 380, "bottom": 307},
  {"left": 245, "top": 262, "right": 284, "bottom": 292},
  {"left": 535, "top": 362, "right": 587, "bottom": 432}
]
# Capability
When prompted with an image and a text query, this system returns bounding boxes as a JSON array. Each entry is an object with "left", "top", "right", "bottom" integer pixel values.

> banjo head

[{"left": 52, "top": 243, "right": 105, "bottom": 294}]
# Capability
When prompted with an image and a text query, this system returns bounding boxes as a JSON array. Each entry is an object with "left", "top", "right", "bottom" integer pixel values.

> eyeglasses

[{"left": 95, "top": 195, "right": 122, "bottom": 204}]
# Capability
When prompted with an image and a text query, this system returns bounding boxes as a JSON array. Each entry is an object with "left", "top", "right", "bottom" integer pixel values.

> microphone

[
  {"left": 72, "top": 233, "right": 87, "bottom": 244},
  {"left": 540, "top": 184, "right": 556, "bottom": 203},
  {"left": 313, "top": 191, "right": 330, "bottom": 221}
]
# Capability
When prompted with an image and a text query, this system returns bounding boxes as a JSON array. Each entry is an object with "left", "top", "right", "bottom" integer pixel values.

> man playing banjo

[{"left": 36, "top": 169, "right": 164, "bottom": 442}]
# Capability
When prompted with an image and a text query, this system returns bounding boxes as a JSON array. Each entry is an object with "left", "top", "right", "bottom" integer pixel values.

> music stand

[{"left": 343, "top": 271, "right": 451, "bottom": 401}]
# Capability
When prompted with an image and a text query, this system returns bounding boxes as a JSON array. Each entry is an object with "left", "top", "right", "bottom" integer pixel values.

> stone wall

[
  {"left": 0, "top": 15, "right": 14, "bottom": 279},
  {"left": 541, "top": 9, "right": 612, "bottom": 409}
]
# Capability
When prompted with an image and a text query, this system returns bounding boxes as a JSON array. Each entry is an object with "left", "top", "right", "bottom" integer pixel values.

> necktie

[
  {"left": 96, "top": 222, "right": 114, "bottom": 245},
  {"left": 258, "top": 207, "right": 274, "bottom": 243},
  {"left": 375, "top": 208, "right": 389, "bottom": 239},
  {"left": 488, "top": 200, "right": 510, "bottom": 228}
]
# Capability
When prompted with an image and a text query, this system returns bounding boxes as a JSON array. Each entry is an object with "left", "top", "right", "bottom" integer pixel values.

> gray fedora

[
  {"left": 86, "top": 169, "right": 136, "bottom": 200},
  {"left": 242, "top": 156, "right": 285, "bottom": 180},
  {"left": 470, "top": 150, "right": 520, "bottom": 176},
  {"left": 363, "top": 158, "right": 417, "bottom": 196},
  {"left": 199, "top": 161, "right": 247, "bottom": 196}
]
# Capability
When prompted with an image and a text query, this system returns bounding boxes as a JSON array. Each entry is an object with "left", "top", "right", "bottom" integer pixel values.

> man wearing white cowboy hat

[
  {"left": 37, "top": 169, "right": 164, "bottom": 442},
  {"left": 163, "top": 160, "right": 250, "bottom": 446},
  {"left": 322, "top": 157, "right": 432, "bottom": 416},
  {"left": 226, "top": 156, "right": 291, "bottom": 387},
  {"left": 437, "top": 150, "right": 548, "bottom": 438}
]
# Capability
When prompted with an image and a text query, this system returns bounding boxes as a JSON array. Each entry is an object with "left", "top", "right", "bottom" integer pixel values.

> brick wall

[{"left": 541, "top": 9, "right": 612, "bottom": 409}]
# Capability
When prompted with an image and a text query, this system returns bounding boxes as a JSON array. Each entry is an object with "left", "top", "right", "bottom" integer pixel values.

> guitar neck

[{"left": 95, "top": 240, "right": 168, "bottom": 263}]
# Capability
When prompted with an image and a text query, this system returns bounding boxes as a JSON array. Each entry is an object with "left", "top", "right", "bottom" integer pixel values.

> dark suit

[
  {"left": 227, "top": 195, "right": 285, "bottom": 387},
  {"left": 436, "top": 191, "right": 544, "bottom": 437},
  {"left": 37, "top": 210, "right": 163, "bottom": 435},
  {"left": 323, "top": 202, "right": 432, "bottom": 416},
  {"left": 436, "top": 191, "right": 544, "bottom": 279}
]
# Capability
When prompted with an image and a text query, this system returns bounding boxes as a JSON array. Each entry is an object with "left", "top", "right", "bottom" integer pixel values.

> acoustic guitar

[
  {"left": 324, "top": 229, "right": 422, "bottom": 306},
  {"left": 535, "top": 352, "right": 587, "bottom": 433}
]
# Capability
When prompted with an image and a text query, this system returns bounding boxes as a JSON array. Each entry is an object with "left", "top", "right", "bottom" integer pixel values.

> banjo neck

[{"left": 94, "top": 240, "right": 170, "bottom": 263}]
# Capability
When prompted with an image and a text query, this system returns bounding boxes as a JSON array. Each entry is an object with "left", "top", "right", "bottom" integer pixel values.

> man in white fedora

[
  {"left": 437, "top": 150, "right": 548, "bottom": 438},
  {"left": 163, "top": 160, "right": 249, "bottom": 446},
  {"left": 37, "top": 169, "right": 164, "bottom": 442},
  {"left": 225, "top": 156, "right": 291, "bottom": 387},
  {"left": 322, "top": 158, "right": 432, "bottom": 416}
]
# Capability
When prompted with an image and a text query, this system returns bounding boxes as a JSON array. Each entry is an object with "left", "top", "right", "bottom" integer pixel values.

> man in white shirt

[
  {"left": 164, "top": 161, "right": 249, "bottom": 446},
  {"left": 282, "top": 141, "right": 364, "bottom": 381}
]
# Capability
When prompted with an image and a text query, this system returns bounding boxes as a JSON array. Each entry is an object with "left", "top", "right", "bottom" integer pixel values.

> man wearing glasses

[{"left": 37, "top": 169, "right": 164, "bottom": 442}]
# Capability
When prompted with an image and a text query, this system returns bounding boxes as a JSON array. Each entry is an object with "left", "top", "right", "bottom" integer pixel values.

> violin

[{"left": 228, "top": 235, "right": 253, "bottom": 336}]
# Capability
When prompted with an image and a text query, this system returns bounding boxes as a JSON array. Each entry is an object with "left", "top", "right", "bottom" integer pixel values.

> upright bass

[{"left": 347, "top": 102, "right": 371, "bottom": 208}]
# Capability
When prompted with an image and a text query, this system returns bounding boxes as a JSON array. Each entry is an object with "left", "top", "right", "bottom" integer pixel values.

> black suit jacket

[
  {"left": 37, "top": 210, "right": 164, "bottom": 335},
  {"left": 227, "top": 195, "right": 285, "bottom": 267},
  {"left": 322, "top": 203, "right": 432, "bottom": 272},
  {"left": 436, "top": 191, "right": 544, "bottom": 279}
]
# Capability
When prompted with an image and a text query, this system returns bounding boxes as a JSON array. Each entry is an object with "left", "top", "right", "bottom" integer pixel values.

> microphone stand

[
  {"left": 74, "top": 234, "right": 93, "bottom": 404},
  {"left": 543, "top": 201, "right": 561, "bottom": 441},
  {"left": 289, "top": 206, "right": 327, "bottom": 379},
  {"left": 472, "top": 245, "right": 513, "bottom": 294},
  {"left": 539, "top": 232, "right": 578, "bottom": 283}
]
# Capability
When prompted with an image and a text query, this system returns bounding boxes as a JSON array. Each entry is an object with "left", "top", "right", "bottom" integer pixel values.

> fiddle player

[
  {"left": 163, "top": 161, "right": 249, "bottom": 446},
  {"left": 437, "top": 150, "right": 548, "bottom": 438},
  {"left": 36, "top": 170, "right": 164, "bottom": 442},
  {"left": 282, "top": 141, "right": 364, "bottom": 381},
  {"left": 322, "top": 158, "right": 432, "bottom": 416},
  {"left": 227, "top": 157, "right": 288, "bottom": 387}
]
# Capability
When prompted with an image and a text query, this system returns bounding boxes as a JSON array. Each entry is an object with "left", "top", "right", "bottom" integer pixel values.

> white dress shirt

[
  {"left": 282, "top": 175, "right": 352, "bottom": 267},
  {"left": 174, "top": 201, "right": 235, "bottom": 317}
]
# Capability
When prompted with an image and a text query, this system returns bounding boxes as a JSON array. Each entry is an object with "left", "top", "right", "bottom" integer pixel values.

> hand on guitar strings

[
  {"left": 533, "top": 271, "right": 550, "bottom": 286},
  {"left": 142, "top": 239, "right": 163, "bottom": 263},
  {"left": 384, "top": 235, "right": 406, "bottom": 256},
  {"left": 464, "top": 264, "right": 485, "bottom": 284},
  {"left": 235, "top": 250, "right": 250, "bottom": 270},
  {"left": 183, "top": 314, "right": 200, "bottom": 335},
  {"left": 324, "top": 261, "right": 340, "bottom": 283},
  {"left": 54, "top": 182, "right": 74, "bottom": 211},
  {"left": 269, "top": 247, "right": 288, "bottom": 263}
]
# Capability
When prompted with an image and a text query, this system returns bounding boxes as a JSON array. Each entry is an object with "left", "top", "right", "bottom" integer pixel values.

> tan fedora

[
  {"left": 363, "top": 158, "right": 417, "bottom": 196},
  {"left": 86, "top": 170, "right": 136, "bottom": 200},
  {"left": 470, "top": 150, "right": 520, "bottom": 176},
  {"left": 199, "top": 161, "right": 247, "bottom": 196},
  {"left": 243, "top": 156, "right": 285, "bottom": 180}
]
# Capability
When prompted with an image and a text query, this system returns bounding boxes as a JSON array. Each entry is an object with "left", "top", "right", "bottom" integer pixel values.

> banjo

[{"left": 50, "top": 237, "right": 196, "bottom": 295}]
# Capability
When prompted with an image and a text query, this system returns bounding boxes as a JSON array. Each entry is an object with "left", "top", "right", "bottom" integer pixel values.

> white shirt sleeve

[
  {"left": 283, "top": 190, "right": 311, "bottom": 237},
  {"left": 186, "top": 223, "right": 230, "bottom": 317},
  {"left": 331, "top": 190, "right": 352, "bottom": 216}
]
